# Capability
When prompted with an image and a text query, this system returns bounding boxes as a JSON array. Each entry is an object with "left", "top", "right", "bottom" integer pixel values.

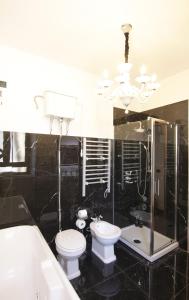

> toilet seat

[{"left": 55, "top": 229, "right": 86, "bottom": 252}]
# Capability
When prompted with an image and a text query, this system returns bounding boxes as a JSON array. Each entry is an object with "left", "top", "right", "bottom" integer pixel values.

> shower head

[
  {"left": 135, "top": 128, "right": 145, "bottom": 133},
  {"left": 134, "top": 121, "right": 145, "bottom": 133}
]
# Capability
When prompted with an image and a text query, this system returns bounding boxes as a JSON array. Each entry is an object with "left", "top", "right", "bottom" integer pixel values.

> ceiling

[{"left": 0, "top": 0, "right": 189, "bottom": 81}]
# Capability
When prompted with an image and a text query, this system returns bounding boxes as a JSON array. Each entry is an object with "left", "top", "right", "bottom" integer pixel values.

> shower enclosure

[{"left": 114, "top": 117, "right": 179, "bottom": 261}]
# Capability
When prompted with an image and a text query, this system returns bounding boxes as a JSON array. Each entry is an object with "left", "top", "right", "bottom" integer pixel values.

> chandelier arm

[{"left": 124, "top": 32, "right": 129, "bottom": 63}]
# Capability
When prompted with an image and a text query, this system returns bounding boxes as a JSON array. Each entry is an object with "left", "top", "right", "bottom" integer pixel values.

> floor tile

[
  {"left": 163, "top": 248, "right": 189, "bottom": 278},
  {"left": 114, "top": 243, "right": 141, "bottom": 271},
  {"left": 70, "top": 252, "right": 122, "bottom": 295},
  {"left": 125, "top": 261, "right": 188, "bottom": 300},
  {"left": 174, "top": 286, "right": 189, "bottom": 299},
  {"left": 80, "top": 272, "right": 148, "bottom": 300},
  {"left": 70, "top": 245, "right": 189, "bottom": 300}
]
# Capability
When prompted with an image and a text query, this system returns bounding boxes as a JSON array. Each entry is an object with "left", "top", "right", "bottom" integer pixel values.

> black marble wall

[
  {"left": 0, "top": 132, "right": 113, "bottom": 248},
  {"left": 0, "top": 100, "right": 187, "bottom": 253}
]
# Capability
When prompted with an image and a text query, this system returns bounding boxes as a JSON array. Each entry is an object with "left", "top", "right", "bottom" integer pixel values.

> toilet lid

[{"left": 56, "top": 229, "right": 86, "bottom": 251}]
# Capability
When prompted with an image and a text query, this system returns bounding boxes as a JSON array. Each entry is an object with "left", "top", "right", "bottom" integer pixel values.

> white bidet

[{"left": 90, "top": 221, "right": 121, "bottom": 264}]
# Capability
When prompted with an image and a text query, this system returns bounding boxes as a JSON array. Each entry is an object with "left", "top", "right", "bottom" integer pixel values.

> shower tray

[{"left": 120, "top": 225, "right": 178, "bottom": 262}]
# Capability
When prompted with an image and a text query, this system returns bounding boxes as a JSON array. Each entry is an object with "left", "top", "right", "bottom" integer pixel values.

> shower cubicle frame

[
  {"left": 150, "top": 117, "right": 179, "bottom": 257},
  {"left": 119, "top": 117, "right": 179, "bottom": 261}
]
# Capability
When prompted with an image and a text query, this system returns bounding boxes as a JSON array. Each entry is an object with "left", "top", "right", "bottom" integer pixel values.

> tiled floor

[{"left": 70, "top": 243, "right": 189, "bottom": 300}]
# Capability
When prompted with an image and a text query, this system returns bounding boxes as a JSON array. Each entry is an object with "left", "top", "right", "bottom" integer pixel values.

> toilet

[
  {"left": 55, "top": 229, "right": 86, "bottom": 280},
  {"left": 90, "top": 221, "right": 121, "bottom": 264}
]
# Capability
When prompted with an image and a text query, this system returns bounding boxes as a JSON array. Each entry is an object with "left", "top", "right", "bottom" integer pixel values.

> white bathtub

[{"left": 0, "top": 225, "right": 80, "bottom": 300}]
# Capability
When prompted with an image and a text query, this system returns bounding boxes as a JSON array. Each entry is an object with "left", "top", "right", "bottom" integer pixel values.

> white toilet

[
  {"left": 90, "top": 221, "right": 121, "bottom": 264},
  {"left": 55, "top": 229, "right": 86, "bottom": 280}
]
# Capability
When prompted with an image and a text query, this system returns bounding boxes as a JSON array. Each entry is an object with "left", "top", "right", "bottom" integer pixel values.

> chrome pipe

[
  {"left": 150, "top": 118, "right": 155, "bottom": 256},
  {"left": 82, "top": 137, "right": 87, "bottom": 197},
  {"left": 174, "top": 125, "right": 179, "bottom": 240},
  {"left": 57, "top": 118, "right": 63, "bottom": 232}
]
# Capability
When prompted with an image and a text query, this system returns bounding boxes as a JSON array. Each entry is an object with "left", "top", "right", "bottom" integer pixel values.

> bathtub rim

[{"left": 0, "top": 224, "right": 80, "bottom": 300}]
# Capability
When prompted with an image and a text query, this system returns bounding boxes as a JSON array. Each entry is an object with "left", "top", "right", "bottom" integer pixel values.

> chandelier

[{"left": 97, "top": 24, "right": 160, "bottom": 113}]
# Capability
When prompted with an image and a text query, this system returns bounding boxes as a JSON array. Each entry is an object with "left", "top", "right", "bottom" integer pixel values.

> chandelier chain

[{"left": 124, "top": 32, "right": 129, "bottom": 63}]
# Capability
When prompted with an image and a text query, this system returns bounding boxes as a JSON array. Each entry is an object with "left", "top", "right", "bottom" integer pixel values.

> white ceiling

[{"left": 0, "top": 0, "right": 189, "bottom": 81}]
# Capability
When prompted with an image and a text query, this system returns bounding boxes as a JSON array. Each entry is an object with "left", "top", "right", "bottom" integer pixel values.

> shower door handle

[
  {"left": 157, "top": 178, "right": 160, "bottom": 196},
  {"left": 154, "top": 179, "right": 160, "bottom": 196},
  {"left": 154, "top": 180, "right": 156, "bottom": 194}
]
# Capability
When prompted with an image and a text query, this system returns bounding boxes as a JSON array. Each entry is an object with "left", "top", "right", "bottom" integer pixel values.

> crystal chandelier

[{"left": 97, "top": 24, "right": 160, "bottom": 113}]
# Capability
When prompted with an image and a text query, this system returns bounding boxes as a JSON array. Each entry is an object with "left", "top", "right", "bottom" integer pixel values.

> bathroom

[{"left": 0, "top": 1, "right": 189, "bottom": 299}]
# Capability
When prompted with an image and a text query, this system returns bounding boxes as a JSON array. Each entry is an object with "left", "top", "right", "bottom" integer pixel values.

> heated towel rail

[
  {"left": 82, "top": 138, "right": 111, "bottom": 197},
  {"left": 121, "top": 141, "right": 141, "bottom": 187}
]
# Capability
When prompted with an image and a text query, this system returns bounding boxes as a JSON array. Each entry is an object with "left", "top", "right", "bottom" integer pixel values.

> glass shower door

[
  {"left": 150, "top": 118, "right": 178, "bottom": 256},
  {"left": 114, "top": 119, "right": 152, "bottom": 257}
]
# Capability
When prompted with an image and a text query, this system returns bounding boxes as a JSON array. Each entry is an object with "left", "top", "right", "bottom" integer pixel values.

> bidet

[{"left": 90, "top": 221, "right": 121, "bottom": 263}]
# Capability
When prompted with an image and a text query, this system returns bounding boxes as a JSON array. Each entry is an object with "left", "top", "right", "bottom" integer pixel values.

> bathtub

[{"left": 0, "top": 225, "right": 80, "bottom": 300}]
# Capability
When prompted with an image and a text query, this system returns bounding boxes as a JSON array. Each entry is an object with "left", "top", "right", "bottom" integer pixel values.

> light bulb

[
  {"left": 102, "top": 69, "right": 109, "bottom": 79},
  {"left": 115, "top": 73, "right": 130, "bottom": 84},
  {"left": 151, "top": 74, "right": 157, "bottom": 82},
  {"left": 147, "top": 81, "right": 160, "bottom": 91},
  {"left": 118, "top": 63, "right": 132, "bottom": 74},
  {"left": 140, "top": 64, "right": 147, "bottom": 75},
  {"left": 136, "top": 74, "right": 150, "bottom": 84}
]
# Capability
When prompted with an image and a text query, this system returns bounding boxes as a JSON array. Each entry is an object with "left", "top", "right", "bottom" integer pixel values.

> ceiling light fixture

[{"left": 97, "top": 24, "right": 160, "bottom": 113}]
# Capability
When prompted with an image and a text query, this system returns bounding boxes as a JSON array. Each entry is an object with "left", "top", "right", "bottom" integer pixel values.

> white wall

[{"left": 0, "top": 46, "right": 113, "bottom": 139}]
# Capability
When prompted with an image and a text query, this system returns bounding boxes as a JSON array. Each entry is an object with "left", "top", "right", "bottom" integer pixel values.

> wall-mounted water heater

[{"left": 0, "top": 81, "right": 7, "bottom": 105}]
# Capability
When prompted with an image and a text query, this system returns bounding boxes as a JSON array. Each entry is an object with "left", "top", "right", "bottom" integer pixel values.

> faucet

[
  {"left": 91, "top": 215, "right": 103, "bottom": 223},
  {"left": 135, "top": 216, "right": 143, "bottom": 228}
]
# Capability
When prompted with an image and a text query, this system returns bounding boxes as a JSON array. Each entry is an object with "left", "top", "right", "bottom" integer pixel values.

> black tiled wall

[
  {"left": 0, "top": 100, "right": 188, "bottom": 252},
  {"left": 0, "top": 133, "right": 113, "bottom": 246}
]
